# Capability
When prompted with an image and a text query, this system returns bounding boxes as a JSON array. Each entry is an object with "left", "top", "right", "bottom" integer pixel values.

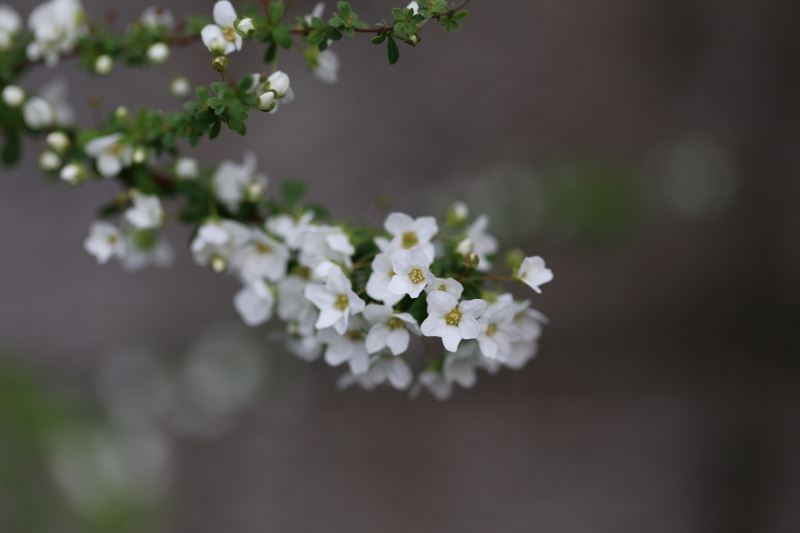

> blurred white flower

[
  {"left": 169, "top": 76, "right": 191, "bottom": 98},
  {"left": 378, "top": 212, "right": 438, "bottom": 261},
  {"left": 175, "top": 157, "right": 199, "bottom": 179},
  {"left": 38, "top": 150, "right": 61, "bottom": 171},
  {"left": 46, "top": 131, "right": 69, "bottom": 152},
  {"left": 388, "top": 246, "right": 436, "bottom": 298},
  {"left": 363, "top": 304, "right": 420, "bottom": 355},
  {"left": 421, "top": 291, "right": 486, "bottom": 352},
  {"left": 94, "top": 54, "right": 113, "bottom": 75},
  {"left": 277, "top": 275, "right": 318, "bottom": 336},
  {"left": 476, "top": 296, "right": 519, "bottom": 361},
  {"left": 213, "top": 152, "right": 268, "bottom": 209},
  {"left": 443, "top": 341, "right": 482, "bottom": 388},
  {"left": 22, "top": 96, "right": 55, "bottom": 129},
  {"left": 410, "top": 369, "right": 452, "bottom": 400},
  {"left": 266, "top": 211, "right": 314, "bottom": 250},
  {"left": 304, "top": 266, "right": 365, "bottom": 334},
  {"left": 340, "top": 353, "right": 413, "bottom": 390},
  {"left": 190, "top": 218, "right": 250, "bottom": 270},
  {"left": 201, "top": 1, "right": 242, "bottom": 55},
  {"left": 85, "top": 133, "right": 133, "bottom": 178},
  {"left": 318, "top": 317, "right": 370, "bottom": 375},
  {"left": 365, "top": 252, "right": 403, "bottom": 306},
  {"left": 234, "top": 279, "right": 274, "bottom": 326},
  {"left": 424, "top": 277, "right": 463, "bottom": 299},
  {"left": 516, "top": 256, "right": 553, "bottom": 294},
  {"left": 313, "top": 50, "right": 340, "bottom": 83},
  {"left": 467, "top": 214, "right": 499, "bottom": 271},
  {"left": 298, "top": 225, "right": 354, "bottom": 277},
  {"left": 286, "top": 333, "right": 323, "bottom": 362},
  {"left": 0, "top": 5, "right": 21, "bottom": 52},
  {"left": 125, "top": 193, "right": 164, "bottom": 229},
  {"left": 84, "top": 221, "right": 126, "bottom": 263},
  {"left": 146, "top": 42, "right": 169, "bottom": 64},
  {"left": 233, "top": 229, "right": 290, "bottom": 284},
  {"left": 26, "top": 0, "right": 86, "bottom": 67},
  {"left": 140, "top": 6, "right": 174, "bottom": 29},
  {"left": 1, "top": 84, "right": 23, "bottom": 107},
  {"left": 120, "top": 230, "right": 174, "bottom": 272}
]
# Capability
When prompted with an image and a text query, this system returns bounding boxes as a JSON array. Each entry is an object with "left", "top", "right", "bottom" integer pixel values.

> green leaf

[
  {"left": 453, "top": 10, "right": 468, "bottom": 21},
  {"left": 1, "top": 133, "right": 20, "bottom": 166},
  {"left": 387, "top": 37, "right": 399, "bottom": 65},
  {"left": 196, "top": 86, "right": 209, "bottom": 101},
  {"left": 392, "top": 8, "right": 406, "bottom": 19},
  {"left": 337, "top": 2, "right": 352, "bottom": 18},
  {"left": 196, "top": 109, "right": 217, "bottom": 125},
  {"left": 272, "top": 25, "right": 292, "bottom": 49},
  {"left": 209, "top": 121, "right": 221, "bottom": 139},
  {"left": 281, "top": 178, "right": 305, "bottom": 205},
  {"left": 238, "top": 75, "right": 254, "bottom": 92},
  {"left": 268, "top": 1, "right": 284, "bottom": 22},
  {"left": 263, "top": 42, "right": 277, "bottom": 63},
  {"left": 408, "top": 295, "right": 429, "bottom": 325},
  {"left": 371, "top": 35, "right": 386, "bottom": 44}
]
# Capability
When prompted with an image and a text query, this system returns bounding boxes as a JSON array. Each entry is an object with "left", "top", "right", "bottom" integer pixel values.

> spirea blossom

[
  {"left": 421, "top": 291, "right": 486, "bottom": 352},
  {"left": 201, "top": 1, "right": 242, "bottom": 56},
  {"left": 213, "top": 152, "right": 267, "bottom": 209},
  {"left": 304, "top": 266, "right": 365, "bottom": 335},
  {"left": 26, "top": 0, "right": 86, "bottom": 67},
  {"left": 517, "top": 256, "right": 554, "bottom": 293},
  {"left": 84, "top": 133, "right": 133, "bottom": 178},
  {"left": 84, "top": 221, "right": 126, "bottom": 263}
]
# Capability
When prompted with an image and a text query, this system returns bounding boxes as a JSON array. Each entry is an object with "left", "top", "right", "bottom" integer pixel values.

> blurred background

[{"left": 2, "top": 0, "right": 800, "bottom": 531}]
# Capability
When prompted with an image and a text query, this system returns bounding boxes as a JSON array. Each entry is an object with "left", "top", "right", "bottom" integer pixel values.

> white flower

[
  {"left": 22, "top": 97, "right": 54, "bottom": 129},
  {"left": 467, "top": 215, "right": 499, "bottom": 271},
  {"left": 387, "top": 246, "right": 435, "bottom": 298},
  {"left": 94, "top": 54, "right": 113, "bottom": 75},
  {"left": 410, "top": 370, "right": 453, "bottom": 400},
  {"left": 59, "top": 162, "right": 85, "bottom": 185},
  {"left": 169, "top": 77, "right": 191, "bottom": 98},
  {"left": 365, "top": 252, "right": 403, "bottom": 306},
  {"left": 125, "top": 193, "right": 164, "bottom": 229},
  {"left": 363, "top": 304, "right": 420, "bottom": 355},
  {"left": 232, "top": 229, "right": 290, "bottom": 284},
  {"left": 46, "top": 131, "right": 69, "bottom": 152},
  {"left": 175, "top": 157, "right": 199, "bottom": 179},
  {"left": 423, "top": 277, "right": 463, "bottom": 299},
  {"left": 26, "top": 0, "right": 86, "bottom": 67},
  {"left": 213, "top": 152, "right": 267, "bottom": 209},
  {"left": 266, "top": 70, "right": 290, "bottom": 96},
  {"left": 0, "top": 5, "right": 21, "bottom": 52},
  {"left": 201, "top": 1, "right": 242, "bottom": 55},
  {"left": 297, "top": 225, "right": 354, "bottom": 277},
  {"left": 140, "top": 6, "right": 174, "bottom": 29},
  {"left": 266, "top": 211, "right": 314, "bottom": 250},
  {"left": 1, "top": 85, "right": 23, "bottom": 107},
  {"left": 39, "top": 78, "right": 74, "bottom": 125},
  {"left": 476, "top": 297, "right": 519, "bottom": 361},
  {"left": 509, "top": 297, "right": 548, "bottom": 343},
  {"left": 421, "top": 291, "right": 486, "bottom": 352},
  {"left": 317, "top": 317, "right": 370, "bottom": 375},
  {"left": 84, "top": 133, "right": 133, "bottom": 178},
  {"left": 84, "top": 221, "right": 126, "bottom": 263},
  {"left": 378, "top": 212, "right": 438, "bottom": 261},
  {"left": 364, "top": 353, "right": 414, "bottom": 389},
  {"left": 312, "top": 50, "right": 340, "bottom": 84},
  {"left": 277, "top": 275, "right": 318, "bottom": 336},
  {"left": 120, "top": 231, "right": 174, "bottom": 272},
  {"left": 146, "top": 42, "right": 169, "bottom": 64},
  {"left": 504, "top": 340, "right": 538, "bottom": 370},
  {"left": 286, "top": 334, "right": 323, "bottom": 362},
  {"left": 38, "top": 150, "right": 61, "bottom": 171},
  {"left": 406, "top": 1, "right": 420, "bottom": 14},
  {"left": 236, "top": 17, "right": 254, "bottom": 37},
  {"left": 234, "top": 280, "right": 274, "bottom": 326},
  {"left": 443, "top": 342, "right": 482, "bottom": 388},
  {"left": 190, "top": 218, "right": 250, "bottom": 269},
  {"left": 304, "top": 266, "right": 365, "bottom": 334},
  {"left": 258, "top": 91, "right": 275, "bottom": 111},
  {"left": 305, "top": 1, "right": 325, "bottom": 23},
  {"left": 517, "top": 256, "right": 553, "bottom": 293}
]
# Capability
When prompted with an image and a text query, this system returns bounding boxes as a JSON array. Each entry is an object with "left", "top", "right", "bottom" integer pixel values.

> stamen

[
  {"left": 445, "top": 308, "right": 461, "bottom": 326},
  {"left": 408, "top": 268, "right": 425, "bottom": 284},
  {"left": 334, "top": 294, "right": 349, "bottom": 310}
]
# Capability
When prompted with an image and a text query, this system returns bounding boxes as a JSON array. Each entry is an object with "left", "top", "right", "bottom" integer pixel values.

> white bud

[
  {"left": 94, "top": 55, "right": 113, "bottom": 75},
  {"left": 267, "top": 70, "right": 290, "bottom": 97},
  {"left": 209, "top": 38, "right": 226, "bottom": 56},
  {"left": 175, "top": 157, "right": 199, "bottom": 179},
  {"left": 132, "top": 146, "right": 148, "bottom": 164},
  {"left": 169, "top": 76, "right": 191, "bottom": 98},
  {"left": 245, "top": 180, "right": 264, "bottom": 202},
  {"left": 115, "top": 106, "right": 129, "bottom": 122},
  {"left": 236, "top": 17, "right": 255, "bottom": 37},
  {"left": 456, "top": 238, "right": 473, "bottom": 256},
  {"left": 451, "top": 201, "right": 469, "bottom": 221},
  {"left": 45, "top": 132, "right": 70, "bottom": 153},
  {"left": 0, "top": 30, "right": 12, "bottom": 52},
  {"left": 60, "top": 162, "right": 86, "bottom": 185},
  {"left": 146, "top": 43, "right": 170, "bottom": 64},
  {"left": 38, "top": 151, "right": 61, "bottom": 172},
  {"left": 2, "top": 85, "right": 24, "bottom": 107},
  {"left": 258, "top": 91, "right": 275, "bottom": 112}
]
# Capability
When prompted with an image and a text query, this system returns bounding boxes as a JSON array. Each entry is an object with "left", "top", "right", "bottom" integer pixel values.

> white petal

[
  {"left": 396, "top": 313, "right": 421, "bottom": 335},
  {"left": 304, "top": 283, "right": 335, "bottom": 309},
  {"left": 316, "top": 308, "right": 342, "bottom": 329},
  {"left": 97, "top": 154, "right": 122, "bottom": 178},
  {"left": 442, "top": 326, "right": 462, "bottom": 352},
  {"left": 365, "top": 324, "right": 389, "bottom": 354},
  {"left": 413, "top": 217, "right": 439, "bottom": 242},
  {"left": 333, "top": 313, "right": 349, "bottom": 335},
  {"left": 201, "top": 24, "right": 224, "bottom": 49},
  {"left": 421, "top": 316, "right": 446, "bottom": 338},
  {"left": 363, "top": 304, "right": 392, "bottom": 323},
  {"left": 386, "top": 328, "right": 410, "bottom": 355},
  {"left": 326, "top": 266, "right": 351, "bottom": 294},
  {"left": 388, "top": 358, "right": 413, "bottom": 389},
  {"left": 408, "top": 246, "right": 431, "bottom": 267},
  {"left": 347, "top": 291, "right": 365, "bottom": 314},
  {"left": 384, "top": 212, "right": 414, "bottom": 235},
  {"left": 324, "top": 343, "right": 350, "bottom": 366},
  {"left": 213, "top": 0, "right": 237, "bottom": 27},
  {"left": 426, "top": 291, "right": 457, "bottom": 317},
  {"left": 458, "top": 314, "right": 480, "bottom": 340},
  {"left": 387, "top": 274, "right": 414, "bottom": 296},
  {"left": 458, "top": 299, "right": 487, "bottom": 319},
  {"left": 389, "top": 249, "right": 411, "bottom": 274},
  {"left": 348, "top": 348, "right": 370, "bottom": 375},
  {"left": 234, "top": 286, "right": 273, "bottom": 326}
]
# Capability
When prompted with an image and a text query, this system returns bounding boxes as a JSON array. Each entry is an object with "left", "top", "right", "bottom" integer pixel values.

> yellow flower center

[
  {"left": 345, "top": 330, "right": 363, "bottom": 341},
  {"left": 438, "top": 284, "right": 446, "bottom": 291},
  {"left": 295, "top": 266, "right": 311, "bottom": 280},
  {"left": 445, "top": 308, "right": 462, "bottom": 326},
  {"left": 334, "top": 294, "right": 349, "bottom": 311},
  {"left": 408, "top": 268, "right": 425, "bottom": 284},
  {"left": 401, "top": 231, "right": 418, "bottom": 249},
  {"left": 486, "top": 323, "right": 498, "bottom": 337},
  {"left": 253, "top": 240, "right": 273, "bottom": 254},
  {"left": 387, "top": 317, "right": 404, "bottom": 330},
  {"left": 222, "top": 26, "right": 237, "bottom": 42}
]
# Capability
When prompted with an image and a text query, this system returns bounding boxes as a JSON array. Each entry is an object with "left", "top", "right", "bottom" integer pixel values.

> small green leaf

[
  {"left": 337, "top": 2, "right": 352, "bottom": 18},
  {"left": 281, "top": 178, "right": 305, "bottom": 205},
  {"left": 209, "top": 121, "right": 221, "bottom": 139},
  {"left": 371, "top": 35, "right": 386, "bottom": 45},
  {"left": 387, "top": 37, "right": 399, "bottom": 65},
  {"left": 272, "top": 25, "right": 292, "bottom": 49},
  {"left": 263, "top": 42, "right": 277, "bottom": 63}
]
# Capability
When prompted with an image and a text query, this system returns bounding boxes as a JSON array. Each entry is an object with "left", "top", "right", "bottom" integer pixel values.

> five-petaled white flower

[
  {"left": 22, "top": 79, "right": 74, "bottom": 130},
  {"left": 312, "top": 49, "right": 340, "bottom": 84},
  {"left": 317, "top": 316, "right": 370, "bottom": 375},
  {"left": 476, "top": 297, "right": 520, "bottom": 361},
  {"left": 365, "top": 252, "right": 403, "bottom": 306},
  {"left": 85, "top": 133, "right": 133, "bottom": 178},
  {"left": 201, "top": 1, "right": 242, "bottom": 55},
  {"left": 424, "top": 277, "right": 464, "bottom": 299},
  {"left": 190, "top": 218, "right": 250, "bottom": 270},
  {"left": 175, "top": 157, "right": 199, "bottom": 179},
  {"left": 286, "top": 333, "right": 323, "bottom": 362},
  {"left": 387, "top": 246, "right": 435, "bottom": 298},
  {"left": 421, "top": 291, "right": 486, "bottom": 352},
  {"left": 363, "top": 304, "right": 420, "bottom": 355},
  {"left": 377, "top": 212, "right": 439, "bottom": 261},
  {"left": 298, "top": 225, "right": 354, "bottom": 278},
  {"left": 277, "top": 275, "right": 318, "bottom": 336},
  {"left": 120, "top": 231, "right": 174, "bottom": 273},
  {"left": 213, "top": 152, "right": 267, "bottom": 209},
  {"left": 0, "top": 5, "right": 21, "bottom": 51},
  {"left": 84, "top": 221, "right": 126, "bottom": 263},
  {"left": 26, "top": 0, "right": 87, "bottom": 67},
  {"left": 410, "top": 369, "right": 453, "bottom": 400},
  {"left": 234, "top": 279, "right": 274, "bottom": 326},
  {"left": 443, "top": 342, "right": 482, "bottom": 388},
  {"left": 125, "top": 192, "right": 164, "bottom": 229},
  {"left": 233, "top": 229, "right": 290, "bottom": 284},
  {"left": 340, "top": 353, "right": 413, "bottom": 390},
  {"left": 467, "top": 214, "right": 499, "bottom": 272},
  {"left": 304, "top": 266, "right": 365, "bottom": 334},
  {"left": 140, "top": 6, "right": 174, "bottom": 30},
  {"left": 517, "top": 256, "right": 553, "bottom": 293},
  {"left": 266, "top": 211, "right": 314, "bottom": 250}
]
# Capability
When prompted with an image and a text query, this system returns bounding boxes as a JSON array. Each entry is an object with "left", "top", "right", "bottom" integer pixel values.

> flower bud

[
  {"left": 60, "top": 162, "right": 87, "bottom": 186},
  {"left": 212, "top": 55, "right": 229, "bottom": 72},
  {"left": 169, "top": 76, "right": 191, "bottom": 98},
  {"left": 94, "top": 54, "right": 113, "bottom": 75},
  {"left": 455, "top": 238, "right": 473, "bottom": 256},
  {"left": 267, "top": 70, "right": 290, "bottom": 97},
  {"left": 462, "top": 252, "right": 480, "bottom": 269},
  {"left": 175, "top": 157, "right": 199, "bottom": 179},
  {"left": 132, "top": 146, "right": 148, "bottom": 164},
  {"left": 38, "top": 150, "right": 61, "bottom": 172},
  {"left": 46, "top": 131, "right": 70, "bottom": 153},
  {"left": 505, "top": 248, "right": 525, "bottom": 272},
  {"left": 2, "top": 85, "right": 24, "bottom": 107},
  {"left": 114, "top": 105, "right": 129, "bottom": 122},
  {"left": 209, "top": 38, "right": 226, "bottom": 56},
  {"left": 445, "top": 201, "right": 469, "bottom": 227},
  {"left": 146, "top": 42, "right": 170, "bottom": 64},
  {"left": 210, "top": 254, "right": 227, "bottom": 273},
  {"left": 236, "top": 17, "right": 255, "bottom": 37},
  {"left": 406, "top": 34, "right": 420, "bottom": 46},
  {"left": 245, "top": 180, "right": 264, "bottom": 202},
  {"left": 0, "top": 30, "right": 12, "bottom": 52},
  {"left": 258, "top": 91, "right": 276, "bottom": 112}
]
